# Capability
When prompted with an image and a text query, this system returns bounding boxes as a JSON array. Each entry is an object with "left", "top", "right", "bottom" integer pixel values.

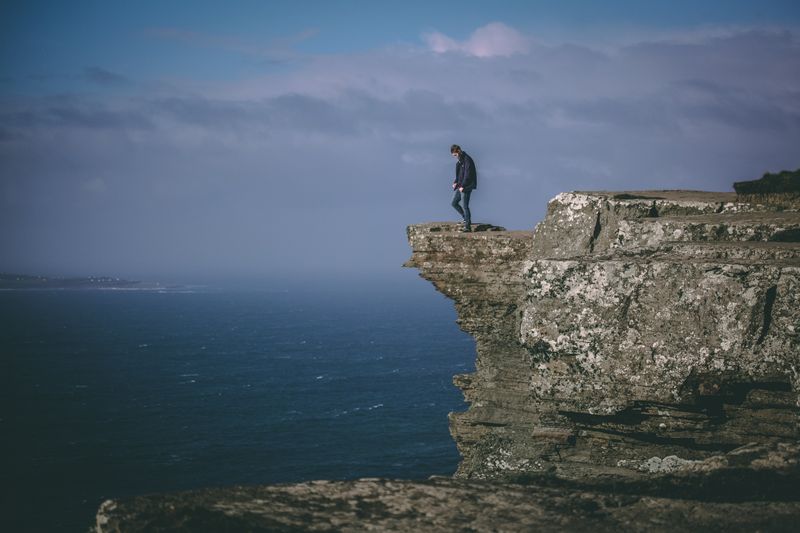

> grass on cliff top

[{"left": 734, "top": 168, "right": 800, "bottom": 195}]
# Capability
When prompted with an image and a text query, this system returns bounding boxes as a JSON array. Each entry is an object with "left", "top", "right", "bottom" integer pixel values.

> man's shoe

[{"left": 460, "top": 226, "right": 472, "bottom": 233}]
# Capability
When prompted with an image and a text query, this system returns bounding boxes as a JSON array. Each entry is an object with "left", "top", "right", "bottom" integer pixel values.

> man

[{"left": 450, "top": 144, "right": 477, "bottom": 232}]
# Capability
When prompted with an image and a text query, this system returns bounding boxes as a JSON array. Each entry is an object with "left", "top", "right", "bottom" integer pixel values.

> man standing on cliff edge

[{"left": 451, "top": 144, "right": 477, "bottom": 232}]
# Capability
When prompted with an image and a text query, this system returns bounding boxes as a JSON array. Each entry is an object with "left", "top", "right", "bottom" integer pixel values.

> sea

[{"left": 0, "top": 274, "right": 475, "bottom": 532}]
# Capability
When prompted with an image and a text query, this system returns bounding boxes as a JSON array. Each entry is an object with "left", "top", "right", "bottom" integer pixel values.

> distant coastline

[{"left": 0, "top": 273, "right": 179, "bottom": 291}]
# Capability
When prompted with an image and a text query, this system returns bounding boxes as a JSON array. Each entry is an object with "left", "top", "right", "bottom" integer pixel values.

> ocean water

[{"left": 0, "top": 276, "right": 475, "bottom": 532}]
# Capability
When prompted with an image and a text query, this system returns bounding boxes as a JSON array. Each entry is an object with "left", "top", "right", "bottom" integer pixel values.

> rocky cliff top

[{"left": 94, "top": 442, "right": 799, "bottom": 532}]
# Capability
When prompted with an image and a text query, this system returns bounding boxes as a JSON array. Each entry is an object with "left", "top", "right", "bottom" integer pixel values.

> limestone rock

[
  {"left": 405, "top": 190, "right": 800, "bottom": 482},
  {"left": 94, "top": 465, "right": 800, "bottom": 532}
]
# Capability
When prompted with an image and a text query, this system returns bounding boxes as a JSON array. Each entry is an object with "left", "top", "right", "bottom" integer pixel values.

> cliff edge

[{"left": 405, "top": 190, "right": 799, "bottom": 482}]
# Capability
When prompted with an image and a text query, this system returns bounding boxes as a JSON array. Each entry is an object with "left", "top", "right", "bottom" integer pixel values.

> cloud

[
  {"left": 2, "top": 24, "right": 799, "bottom": 280},
  {"left": 0, "top": 96, "right": 154, "bottom": 130},
  {"left": 423, "top": 22, "right": 531, "bottom": 57},
  {"left": 144, "top": 26, "right": 318, "bottom": 63},
  {"left": 82, "top": 67, "right": 132, "bottom": 86}
]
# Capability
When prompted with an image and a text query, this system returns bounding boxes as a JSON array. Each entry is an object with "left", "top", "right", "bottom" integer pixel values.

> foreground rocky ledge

[{"left": 94, "top": 443, "right": 800, "bottom": 532}]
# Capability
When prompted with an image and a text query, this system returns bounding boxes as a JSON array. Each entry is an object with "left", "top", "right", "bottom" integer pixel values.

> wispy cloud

[
  {"left": 144, "top": 26, "right": 318, "bottom": 63},
  {"left": 82, "top": 67, "right": 132, "bottom": 86}
]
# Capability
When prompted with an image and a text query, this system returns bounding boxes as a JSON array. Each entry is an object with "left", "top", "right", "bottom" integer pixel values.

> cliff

[
  {"left": 94, "top": 188, "right": 800, "bottom": 531},
  {"left": 405, "top": 190, "right": 800, "bottom": 482}
]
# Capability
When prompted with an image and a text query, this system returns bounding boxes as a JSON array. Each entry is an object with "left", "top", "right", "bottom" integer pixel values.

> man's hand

[
  {"left": 452, "top": 182, "right": 457, "bottom": 190},
  {"left": 459, "top": 187, "right": 464, "bottom": 192}
]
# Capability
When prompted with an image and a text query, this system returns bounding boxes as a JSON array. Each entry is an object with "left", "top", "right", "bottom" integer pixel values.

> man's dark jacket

[{"left": 454, "top": 151, "right": 477, "bottom": 191}]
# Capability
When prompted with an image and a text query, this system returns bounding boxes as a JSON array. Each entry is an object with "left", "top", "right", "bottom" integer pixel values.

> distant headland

[{"left": 0, "top": 273, "right": 177, "bottom": 290}]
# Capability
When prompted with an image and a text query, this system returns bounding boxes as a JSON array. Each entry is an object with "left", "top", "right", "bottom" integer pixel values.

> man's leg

[
  {"left": 462, "top": 190, "right": 472, "bottom": 229},
  {"left": 451, "top": 190, "right": 465, "bottom": 220}
]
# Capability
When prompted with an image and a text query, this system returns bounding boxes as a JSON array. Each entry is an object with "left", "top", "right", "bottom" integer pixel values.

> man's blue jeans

[{"left": 452, "top": 189, "right": 471, "bottom": 227}]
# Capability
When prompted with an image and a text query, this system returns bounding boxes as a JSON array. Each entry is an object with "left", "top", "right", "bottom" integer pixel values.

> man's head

[{"left": 450, "top": 144, "right": 462, "bottom": 158}]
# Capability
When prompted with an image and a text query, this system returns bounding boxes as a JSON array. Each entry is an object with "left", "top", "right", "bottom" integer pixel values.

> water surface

[{"left": 0, "top": 277, "right": 474, "bottom": 531}]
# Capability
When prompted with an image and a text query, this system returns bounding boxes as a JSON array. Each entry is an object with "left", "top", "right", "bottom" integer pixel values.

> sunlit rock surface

[
  {"left": 94, "top": 441, "right": 800, "bottom": 532},
  {"left": 94, "top": 443, "right": 800, "bottom": 532}
]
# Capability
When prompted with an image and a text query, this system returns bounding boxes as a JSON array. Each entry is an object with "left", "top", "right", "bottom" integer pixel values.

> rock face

[{"left": 404, "top": 191, "right": 800, "bottom": 481}]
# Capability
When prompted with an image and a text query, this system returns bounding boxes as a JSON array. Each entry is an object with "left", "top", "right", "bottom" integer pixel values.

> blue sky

[
  {"left": 4, "top": 1, "right": 800, "bottom": 84},
  {"left": 2, "top": 1, "right": 799, "bottom": 283}
]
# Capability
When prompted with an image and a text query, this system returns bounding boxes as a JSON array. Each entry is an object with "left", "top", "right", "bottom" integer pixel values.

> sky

[{"left": 1, "top": 1, "right": 799, "bottom": 284}]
